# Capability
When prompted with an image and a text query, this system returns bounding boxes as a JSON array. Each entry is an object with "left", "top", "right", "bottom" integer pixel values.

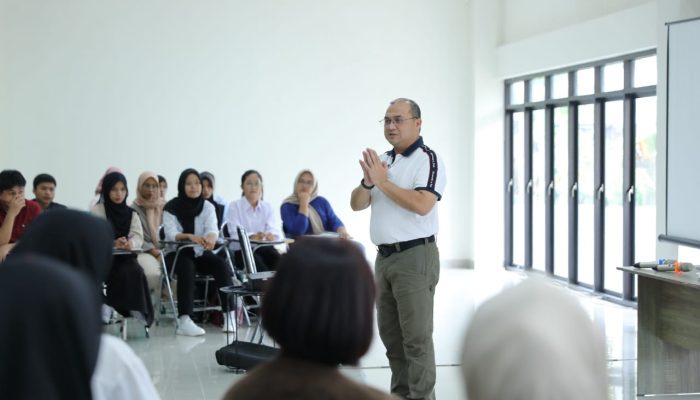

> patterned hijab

[
  {"left": 282, "top": 169, "right": 323, "bottom": 234},
  {"left": 133, "top": 171, "right": 164, "bottom": 247}
]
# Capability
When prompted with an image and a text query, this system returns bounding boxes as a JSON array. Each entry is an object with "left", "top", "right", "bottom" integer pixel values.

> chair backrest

[
  {"left": 236, "top": 225, "right": 258, "bottom": 275},
  {"left": 220, "top": 220, "right": 230, "bottom": 239}
]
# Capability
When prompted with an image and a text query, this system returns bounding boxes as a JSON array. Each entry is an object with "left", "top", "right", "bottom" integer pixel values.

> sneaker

[
  {"left": 223, "top": 311, "right": 236, "bottom": 333},
  {"left": 176, "top": 315, "right": 205, "bottom": 336}
]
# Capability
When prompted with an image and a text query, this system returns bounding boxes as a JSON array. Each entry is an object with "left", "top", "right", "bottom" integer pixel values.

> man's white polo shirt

[{"left": 369, "top": 137, "right": 446, "bottom": 245}]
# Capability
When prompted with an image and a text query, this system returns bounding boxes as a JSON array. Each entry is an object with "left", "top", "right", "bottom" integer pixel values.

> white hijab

[{"left": 462, "top": 278, "right": 607, "bottom": 400}]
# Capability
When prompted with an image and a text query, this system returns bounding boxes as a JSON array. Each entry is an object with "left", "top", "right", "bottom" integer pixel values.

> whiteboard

[{"left": 665, "top": 17, "right": 700, "bottom": 246}]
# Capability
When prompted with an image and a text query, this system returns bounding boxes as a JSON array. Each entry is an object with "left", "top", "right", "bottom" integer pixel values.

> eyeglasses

[
  {"left": 244, "top": 182, "right": 261, "bottom": 188},
  {"left": 143, "top": 183, "right": 159, "bottom": 190},
  {"left": 380, "top": 116, "right": 417, "bottom": 126},
  {"left": 297, "top": 179, "right": 314, "bottom": 186}
]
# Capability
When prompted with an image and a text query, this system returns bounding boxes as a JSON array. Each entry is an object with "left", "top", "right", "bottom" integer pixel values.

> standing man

[{"left": 351, "top": 98, "right": 446, "bottom": 400}]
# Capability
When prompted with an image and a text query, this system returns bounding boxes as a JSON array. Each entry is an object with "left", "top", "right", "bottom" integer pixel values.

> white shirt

[
  {"left": 369, "top": 137, "right": 446, "bottom": 245},
  {"left": 91, "top": 203, "right": 144, "bottom": 250},
  {"left": 225, "top": 198, "right": 283, "bottom": 250},
  {"left": 91, "top": 334, "right": 160, "bottom": 400},
  {"left": 162, "top": 201, "right": 218, "bottom": 257}
]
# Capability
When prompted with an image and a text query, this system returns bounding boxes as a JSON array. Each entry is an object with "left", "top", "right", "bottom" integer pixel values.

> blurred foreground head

[
  {"left": 462, "top": 279, "right": 607, "bottom": 400},
  {"left": 262, "top": 237, "right": 375, "bottom": 366}
]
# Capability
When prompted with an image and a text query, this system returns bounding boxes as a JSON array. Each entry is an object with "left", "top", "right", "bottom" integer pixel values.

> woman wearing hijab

[
  {"left": 131, "top": 171, "right": 165, "bottom": 297},
  {"left": 12, "top": 209, "right": 161, "bottom": 400},
  {"left": 461, "top": 279, "right": 607, "bottom": 400},
  {"left": 225, "top": 169, "right": 282, "bottom": 271},
  {"left": 222, "top": 237, "right": 392, "bottom": 400},
  {"left": 0, "top": 255, "right": 101, "bottom": 400},
  {"left": 91, "top": 171, "right": 154, "bottom": 327},
  {"left": 280, "top": 169, "right": 351, "bottom": 239},
  {"left": 89, "top": 166, "right": 124, "bottom": 209},
  {"left": 200, "top": 171, "right": 226, "bottom": 229},
  {"left": 163, "top": 168, "right": 236, "bottom": 336}
]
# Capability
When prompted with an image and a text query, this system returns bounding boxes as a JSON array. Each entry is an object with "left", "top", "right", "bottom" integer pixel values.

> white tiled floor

[{"left": 117, "top": 266, "right": 646, "bottom": 400}]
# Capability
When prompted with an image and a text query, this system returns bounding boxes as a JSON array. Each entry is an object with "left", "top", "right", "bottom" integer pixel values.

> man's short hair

[
  {"left": 262, "top": 237, "right": 375, "bottom": 366},
  {"left": 33, "top": 173, "right": 57, "bottom": 190},
  {"left": 157, "top": 175, "right": 167, "bottom": 184},
  {"left": 0, "top": 170, "right": 26, "bottom": 192},
  {"left": 390, "top": 98, "right": 421, "bottom": 119}
]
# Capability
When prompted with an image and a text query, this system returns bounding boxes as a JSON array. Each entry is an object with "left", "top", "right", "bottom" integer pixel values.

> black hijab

[
  {"left": 0, "top": 255, "right": 101, "bottom": 400},
  {"left": 164, "top": 168, "right": 204, "bottom": 234},
  {"left": 13, "top": 209, "right": 114, "bottom": 294},
  {"left": 101, "top": 172, "right": 133, "bottom": 238}
]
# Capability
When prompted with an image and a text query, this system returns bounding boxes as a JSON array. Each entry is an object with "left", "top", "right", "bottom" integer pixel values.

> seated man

[
  {"left": 32, "top": 173, "right": 67, "bottom": 211},
  {"left": 0, "top": 170, "right": 41, "bottom": 261}
]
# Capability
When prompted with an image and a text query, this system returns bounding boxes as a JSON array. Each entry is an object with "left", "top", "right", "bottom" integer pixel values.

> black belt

[{"left": 377, "top": 235, "right": 435, "bottom": 257}]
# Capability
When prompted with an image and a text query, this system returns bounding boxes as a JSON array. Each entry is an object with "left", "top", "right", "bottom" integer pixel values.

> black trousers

[
  {"left": 165, "top": 248, "right": 235, "bottom": 317},
  {"left": 233, "top": 246, "right": 280, "bottom": 272}
]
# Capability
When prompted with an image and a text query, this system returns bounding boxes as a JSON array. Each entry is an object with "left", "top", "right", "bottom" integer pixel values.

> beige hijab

[
  {"left": 282, "top": 169, "right": 324, "bottom": 234},
  {"left": 132, "top": 171, "right": 164, "bottom": 247},
  {"left": 462, "top": 278, "right": 607, "bottom": 400}
]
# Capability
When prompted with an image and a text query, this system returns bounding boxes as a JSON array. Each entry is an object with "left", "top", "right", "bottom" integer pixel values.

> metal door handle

[
  {"left": 627, "top": 186, "right": 635, "bottom": 203},
  {"left": 570, "top": 182, "right": 578, "bottom": 198},
  {"left": 507, "top": 179, "right": 513, "bottom": 192},
  {"left": 547, "top": 181, "right": 554, "bottom": 195},
  {"left": 597, "top": 184, "right": 605, "bottom": 200},
  {"left": 526, "top": 179, "right": 533, "bottom": 194}
]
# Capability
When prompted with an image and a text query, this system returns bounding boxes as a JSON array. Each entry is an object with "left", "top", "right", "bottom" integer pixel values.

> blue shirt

[{"left": 280, "top": 196, "right": 344, "bottom": 237}]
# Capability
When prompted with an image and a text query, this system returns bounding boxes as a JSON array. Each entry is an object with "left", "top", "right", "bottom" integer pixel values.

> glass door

[
  {"left": 604, "top": 100, "right": 624, "bottom": 294},
  {"left": 578, "top": 104, "right": 595, "bottom": 286},
  {"left": 532, "top": 109, "right": 546, "bottom": 271},
  {"left": 553, "top": 107, "right": 569, "bottom": 279},
  {"left": 512, "top": 112, "right": 526, "bottom": 267}
]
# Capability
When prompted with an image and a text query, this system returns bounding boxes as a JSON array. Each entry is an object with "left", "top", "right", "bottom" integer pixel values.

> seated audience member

[
  {"left": 0, "top": 169, "right": 41, "bottom": 261},
  {"left": 0, "top": 255, "right": 101, "bottom": 400},
  {"left": 280, "top": 169, "right": 351, "bottom": 239},
  {"left": 461, "top": 279, "right": 607, "bottom": 400},
  {"left": 90, "top": 166, "right": 123, "bottom": 209},
  {"left": 225, "top": 169, "right": 282, "bottom": 272},
  {"left": 32, "top": 173, "right": 67, "bottom": 211},
  {"left": 13, "top": 209, "right": 161, "bottom": 400},
  {"left": 158, "top": 175, "right": 168, "bottom": 200},
  {"left": 223, "top": 237, "right": 392, "bottom": 400},
  {"left": 131, "top": 171, "right": 165, "bottom": 297},
  {"left": 163, "top": 168, "right": 236, "bottom": 336},
  {"left": 200, "top": 171, "right": 226, "bottom": 228},
  {"left": 92, "top": 172, "right": 154, "bottom": 326}
]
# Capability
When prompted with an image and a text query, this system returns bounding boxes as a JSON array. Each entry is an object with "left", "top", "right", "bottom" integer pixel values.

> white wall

[
  {"left": 499, "top": 0, "right": 653, "bottom": 45},
  {"left": 0, "top": 0, "right": 473, "bottom": 264}
]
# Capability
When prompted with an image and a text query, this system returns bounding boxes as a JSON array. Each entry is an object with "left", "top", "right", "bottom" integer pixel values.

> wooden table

[{"left": 618, "top": 265, "right": 700, "bottom": 395}]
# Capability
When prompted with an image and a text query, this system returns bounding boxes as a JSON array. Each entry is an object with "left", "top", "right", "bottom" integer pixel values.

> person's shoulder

[
  {"left": 222, "top": 362, "right": 274, "bottom": 399},
  {"left": 49, "top": 202, "right": 67, "bottom": 210},
  {"left": 313, "top": 196, "right": 330, "bottom": 204},
  {"left": 25, "top": 200, "right": 42, "bottom": 215},
  {"left": 202, "top": 200, "right": 215, "bottom": 212}
]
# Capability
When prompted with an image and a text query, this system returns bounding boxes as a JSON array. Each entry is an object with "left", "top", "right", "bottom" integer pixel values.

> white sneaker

[
  {"left": 223, "top": 311, "right": 236, "bottom": 333},
  {"left": 176, "top": 315, "right": 205, "bottom": 337}
]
